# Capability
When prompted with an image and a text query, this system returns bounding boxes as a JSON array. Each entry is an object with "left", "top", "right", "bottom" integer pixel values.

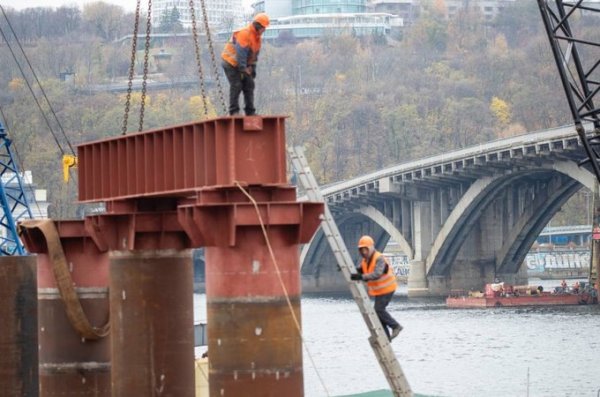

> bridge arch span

[
  {"left": 300, "top": 207, "right": 412, "bottom": 276},
  {"left": 426, "top": 160, "right": 594, "bottom": 276}
]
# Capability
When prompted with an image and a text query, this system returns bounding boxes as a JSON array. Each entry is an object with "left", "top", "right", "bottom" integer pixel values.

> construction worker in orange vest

[
  {"left": 221, "top": 13, "right": 270, "bottom": 116},
  {"left": 350, "top": 235, "right": 403, "bottom": 341}
]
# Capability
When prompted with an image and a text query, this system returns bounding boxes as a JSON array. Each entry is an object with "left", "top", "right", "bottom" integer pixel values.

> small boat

[{"left": 446, "top": 282, "right": 598, "bottom": 308}]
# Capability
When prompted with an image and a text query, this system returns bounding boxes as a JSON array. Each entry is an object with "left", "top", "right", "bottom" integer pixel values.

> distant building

[
  {"left": 292, "top": 0, "right": 367, "bottom": 15},
  {"left": 251, "top": 0, "right": 293, "bottom": 19},
  {"left": 263, "top": 12, "right": 402, "bottom": 40},
  {"left": 368, "top": 0, "right": 419, "bottom": 25},
  {"left": 152, "top": 0, "right": 244, "bottom": 30},
  {"left": 367, "top": 0, "right": 517, "bottom": 24},
  {"left": 252, "top": 0, "right": 520, "bottom": 41},
  {"left": 443, "top": 0, "right": 516, "bottom": 21},
  {"left": 252, "top": 0, "right": 402, "bottom": 40}
]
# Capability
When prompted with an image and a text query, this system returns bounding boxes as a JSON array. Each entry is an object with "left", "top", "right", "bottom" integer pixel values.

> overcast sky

[{"left": 1, "top": 0, "right": 135, "bottom": 11}]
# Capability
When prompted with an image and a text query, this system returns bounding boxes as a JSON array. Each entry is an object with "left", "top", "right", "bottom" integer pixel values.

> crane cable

[
  {"left": 0, "top": 4, "right": 75, "bottom": 156},
  {"left": 197, "top": 0, "right": 228, "bottom": 114},
  {"left": 189, "top": 0, "right": 209, "bottom": 116},
  {"left": 138, "top": 0, "right": 153, "bottom": 132},
  {"left": 122, "top": 0, "right": 142, "bottom": 135},
  {"left": 0, "top": 23, "right": 68, "bottom": 156},
  {"left": 122, "top": 0, "right": 153, "bottom": 134}
]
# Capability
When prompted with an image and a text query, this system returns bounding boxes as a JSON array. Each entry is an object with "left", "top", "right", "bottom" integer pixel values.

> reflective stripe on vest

[{"left": 361, "top": 251, "right": 397, "bottom": 296}]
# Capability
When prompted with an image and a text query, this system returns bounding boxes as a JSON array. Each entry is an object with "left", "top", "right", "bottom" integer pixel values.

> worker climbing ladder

[{"left": 288, "top": 146, "right": 412, "bottom": 397}]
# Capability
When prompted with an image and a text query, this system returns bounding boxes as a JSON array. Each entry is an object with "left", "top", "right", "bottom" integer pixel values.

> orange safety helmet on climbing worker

[
  {"left": 357, "top": 235, "right": 375, "bottom": 249},
  {"left": 221, "top": 15, "right": 268, "bottom": 69},
  {"left": 360, "top": 251, "right": 397, "bottom": 296}
]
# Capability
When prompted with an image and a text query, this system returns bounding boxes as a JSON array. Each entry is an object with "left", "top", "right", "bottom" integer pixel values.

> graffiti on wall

[
  {"left": 385, "top": 250, "right": 590, "bottom": 278},
  {"left": 387, "top": 254, "right": 410, "bottom": 277},
  {"left": 525, "top": 250, "right": 590, "bottom": 273}
]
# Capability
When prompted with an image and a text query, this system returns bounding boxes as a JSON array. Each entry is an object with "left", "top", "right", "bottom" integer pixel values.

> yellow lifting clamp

[{"left": 62, "top": 154, "right": 77, "bottom": 182}]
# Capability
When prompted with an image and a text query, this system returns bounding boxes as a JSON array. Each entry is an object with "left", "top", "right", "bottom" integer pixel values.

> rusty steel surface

[
  {"left": 109, "top": 250, "right": 194, "bottom": 397},
  {"left": 82, "top": 186, "right": 322, "bottom": 251},
  {"left": 20, "top": 220, "right": 111, "bottom": 397},
  {"left": 178, "top": 186, "right": 323, "bottom": 248},
  {"left": 0, "top": 256, "right": 38, "bottom": 397},
  {"left": 38, "top": 290, "right": 110, "bottom": 396},
  {"left": 35, "top": 237, "right": 109, "bottom": 289},
  {"left": 207, "top": 299, "right": 303, "bottom": 397},
  {"left": 205, "top": 228, "right": 303, "bottom": 298},
  {"left": 84, "top": 198, "right": 190, "bottom": 251},
  {"left": 205, "top": 226, "right": 306, "bottom": 397},
  {"left": 78, "top": 116, "right": 287, "bottom": 202}
]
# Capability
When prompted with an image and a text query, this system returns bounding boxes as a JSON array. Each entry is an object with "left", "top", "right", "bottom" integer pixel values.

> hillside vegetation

[{"left": 0, "top": 1, "right": 596, "bottom": 222}]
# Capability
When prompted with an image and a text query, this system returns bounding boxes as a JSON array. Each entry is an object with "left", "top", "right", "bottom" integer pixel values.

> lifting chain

[
  {"left": 139, "top": 0, "right": 152, "bottom": 132},
  {"left": 122, "top": 0, "right": 141, "bottom": 135},
  {"left": 189, "top": 0, "right": 209, "bottom": 116},
  {"left": 198, "top": 0, "right": 227, "bottom": 114}
]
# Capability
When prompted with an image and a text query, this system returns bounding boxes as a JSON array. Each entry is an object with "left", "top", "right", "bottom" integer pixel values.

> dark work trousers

[
  {"left": 222, "top": 61, "right": 255, "bottom": 116},
  {"left": 374, "top": 290, "right": 400, "bottom": 339}
]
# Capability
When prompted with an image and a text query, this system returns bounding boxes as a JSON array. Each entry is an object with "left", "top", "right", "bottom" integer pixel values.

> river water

[{"left": 194, "top": 279, "right": 600, "bottom": 397}]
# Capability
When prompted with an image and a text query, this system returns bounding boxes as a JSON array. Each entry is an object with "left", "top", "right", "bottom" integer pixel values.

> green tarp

[{"left": 335, "top": 390, "right": 439, "bottom": 397}]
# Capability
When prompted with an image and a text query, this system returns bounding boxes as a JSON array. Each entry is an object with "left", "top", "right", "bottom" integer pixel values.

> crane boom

[{"left": 537, "top": 0, "right": 600, "bottom": 182}]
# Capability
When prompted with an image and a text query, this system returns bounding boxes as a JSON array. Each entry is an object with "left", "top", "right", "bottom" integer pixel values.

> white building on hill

[{"left": 152, "top": 0, "right": 244, "bottom": 30}]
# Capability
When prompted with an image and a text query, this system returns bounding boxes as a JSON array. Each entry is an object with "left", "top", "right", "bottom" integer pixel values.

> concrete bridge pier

[
  {"left": 408, "top": 200, "right": 434, "bottom": 297},
  {"left": 407, "top": 260, "right": 428, "bottom": 297}
]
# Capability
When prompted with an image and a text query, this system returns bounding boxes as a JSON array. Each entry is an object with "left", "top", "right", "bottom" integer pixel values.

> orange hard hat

[
  {"left": 357, "top": 235, "right": 375, "bottom": 249},
  {"left": 253, "top": 13, "right": 270, "bottom": 28}
]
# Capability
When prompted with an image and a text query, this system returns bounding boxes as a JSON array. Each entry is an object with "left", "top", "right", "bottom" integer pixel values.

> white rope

[{"left": 235, "top": 181, "right": 331, "bottom": 397}]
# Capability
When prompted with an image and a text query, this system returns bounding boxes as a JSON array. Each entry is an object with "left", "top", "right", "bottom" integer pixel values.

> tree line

[{"left": 0, "top": 1, "right": 597, "bottom": 223}]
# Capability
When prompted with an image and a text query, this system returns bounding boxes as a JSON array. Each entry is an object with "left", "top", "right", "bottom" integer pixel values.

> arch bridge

[{"left": 300, "top": 125, "right": 596, "bottom": 296}]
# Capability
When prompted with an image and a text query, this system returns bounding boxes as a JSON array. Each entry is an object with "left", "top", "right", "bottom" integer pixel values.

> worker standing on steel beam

[
  {"left": 351, "top": 235, "right": 403, "bottom": 341},
  {"left": 221, "top": 13, "right": 270, "bottom": 116}
]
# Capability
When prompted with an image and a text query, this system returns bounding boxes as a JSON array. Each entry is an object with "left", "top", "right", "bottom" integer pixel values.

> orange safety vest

[
  {"left": 221, "top": 24, "right": 261, "bottom": 68},
  {"left": 361, "top": 251, "right": 397, "bottom": 296}
]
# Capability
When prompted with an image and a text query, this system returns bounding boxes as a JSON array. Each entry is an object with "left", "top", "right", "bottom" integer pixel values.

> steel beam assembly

[{"left": 21, "top": 116, "right": 322, "bottom": 396}]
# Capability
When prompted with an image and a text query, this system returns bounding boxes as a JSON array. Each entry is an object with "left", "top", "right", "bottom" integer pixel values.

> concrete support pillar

[
  {"left": 408, "top": 260, "right": 428, "bottom": 297},
  {"left": 431, "top": 189, "right": 441, "bottom": 240},
  {"left": 440, "top": 188, "right": 449, "bottom": 224},
  {"left": 408, "top": 200, "right": 432, "bottom": 297},
  {"left": 392, "top": 199, "right": 401, "bottom": 231},
  {"left": 0, "top": 256, "right": 38, "bottom": 396},
  {"left": 401, "top": 199, "right": 411, "bottom": 243},
  {"left": 206, "top": 228, "right": 303, "bottom": 397},
  {"left": 110, "top": 250, "right": 194, "bottom": 397}
]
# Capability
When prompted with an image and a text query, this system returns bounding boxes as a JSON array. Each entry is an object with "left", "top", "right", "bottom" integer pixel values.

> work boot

[{"left": 390, "top": 325, "right": 403, "bottom": 340}]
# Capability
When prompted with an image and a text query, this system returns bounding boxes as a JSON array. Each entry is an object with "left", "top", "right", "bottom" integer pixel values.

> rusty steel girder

[{"left": 77, "top": 116, "right": 287, "bottom": 202}]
